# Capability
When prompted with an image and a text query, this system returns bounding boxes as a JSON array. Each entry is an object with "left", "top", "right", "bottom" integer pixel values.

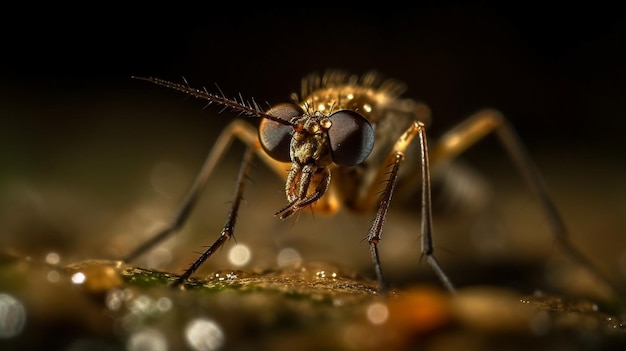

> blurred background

[{"left": 1, "top": 4, "right": 625, "bottom": 292}]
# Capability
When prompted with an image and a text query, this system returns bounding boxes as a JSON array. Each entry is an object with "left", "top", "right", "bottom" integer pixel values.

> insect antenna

[{"left": 131, "top": 76, "right": 294, "bottom": 127}]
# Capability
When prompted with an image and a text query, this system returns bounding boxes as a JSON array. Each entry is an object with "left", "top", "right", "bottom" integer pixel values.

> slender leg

[
  {"left": 417, "top": 123, "right": 456, "bottom": 292},
  {"left": 367, "top": 122, "right": 455, "bottom": 293},
  {"left": 367, "top": 154, "right": 402, "bottom": 293},
  {"left": 430, "top": 109, "right": 622, "bottom": 296},
  {"left": 172, "top": 145, "right": 255, "bottom": 287},
  {"left": 123, "top": 120, "right": 289, "bottom": 263}
]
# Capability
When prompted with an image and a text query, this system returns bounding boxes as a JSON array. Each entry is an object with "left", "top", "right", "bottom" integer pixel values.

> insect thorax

[
  {"left": 290, "top": 70, "right": 431, "bottom": 210},
  {"left": 295, "top": 70, "right": 412, "bottom": 123}
]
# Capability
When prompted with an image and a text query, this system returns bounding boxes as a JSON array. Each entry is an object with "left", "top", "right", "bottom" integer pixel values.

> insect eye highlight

[
  {"left": 258, "top": 103, "right": 303, "bottom": 162},
  {"left": 327, "top": 110, "right": 375, "bottom": 166}
]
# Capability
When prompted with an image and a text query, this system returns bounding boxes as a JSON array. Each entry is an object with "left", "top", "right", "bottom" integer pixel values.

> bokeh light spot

[
  {"left": 277, "top": 248, "right": 302, "bottom": 267},
  {"left": 228, "top": 244, "right": 251, "bottom": 267},
  {"left": 366, "top": 302, "right": 389, "bottom": 325},
  {"left": 127, "top": 328, "right": 167, "bottom": 351},
  {"left": 0, "top": 294, "right": 26, "bottom": 338},
  {"left": 185, "top": 318, "right": 225, "bottom": 351},
  {"left": 71, "top": 272, "right": 86, "bottom": 285}
]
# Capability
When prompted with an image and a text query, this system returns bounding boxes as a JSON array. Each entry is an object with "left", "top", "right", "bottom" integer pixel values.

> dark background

[
  {"left": 1, "top": 5, "right": 625, "bottom": 286},
  {"left": 3, "top": 5, "right": 625, "bottom": 140}
]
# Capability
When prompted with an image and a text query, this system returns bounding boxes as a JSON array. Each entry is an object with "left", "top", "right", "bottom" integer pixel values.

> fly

[{"left": 126, "top": 69, "right": 620, "bottom": 295}]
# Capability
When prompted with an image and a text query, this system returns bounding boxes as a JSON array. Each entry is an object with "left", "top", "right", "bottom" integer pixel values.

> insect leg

[
  {"left": 430, "top": 108, "right": 622, "bottom": 296},
  {"left": 173, "top": 144, "right": 255, "bottom": 287},
  {"left": 367, "top": 122, "right": 455, "bottom": 293},
  {"left": 123, "top": 120, "right": 287, "bottom": 265}
]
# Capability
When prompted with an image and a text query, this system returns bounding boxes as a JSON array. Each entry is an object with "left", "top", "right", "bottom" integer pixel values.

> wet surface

[
  {"left": 1, "top": 90, "right": 626, "bottom": 350},
  {"left": 0, "top": 251, "right": 624, "bottom": 351}
]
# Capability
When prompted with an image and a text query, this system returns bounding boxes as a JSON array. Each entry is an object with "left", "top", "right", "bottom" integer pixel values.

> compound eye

[
  {"left": 259, "top": 103, "right": 302, "bottom": 162},
  {"left": 328, "top": 110, "right": 375, "bottom": 166}
]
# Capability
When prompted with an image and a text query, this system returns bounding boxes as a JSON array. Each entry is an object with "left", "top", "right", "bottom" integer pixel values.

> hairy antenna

[{"left": 131, "top": 76, "right": 294, "bottom": 126}]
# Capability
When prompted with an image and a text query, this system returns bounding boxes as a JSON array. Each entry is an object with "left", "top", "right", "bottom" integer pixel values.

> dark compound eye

[
  {"left": 258, "top": 103, "right": 303, "bottom": 162},
  {"left": 328, "top": 110, "right": 375, "bottom": 166}
]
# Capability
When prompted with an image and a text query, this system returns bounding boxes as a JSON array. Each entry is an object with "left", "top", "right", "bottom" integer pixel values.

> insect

[{"left": 126, "top": 69, "right": 619, "bottom": 294}]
